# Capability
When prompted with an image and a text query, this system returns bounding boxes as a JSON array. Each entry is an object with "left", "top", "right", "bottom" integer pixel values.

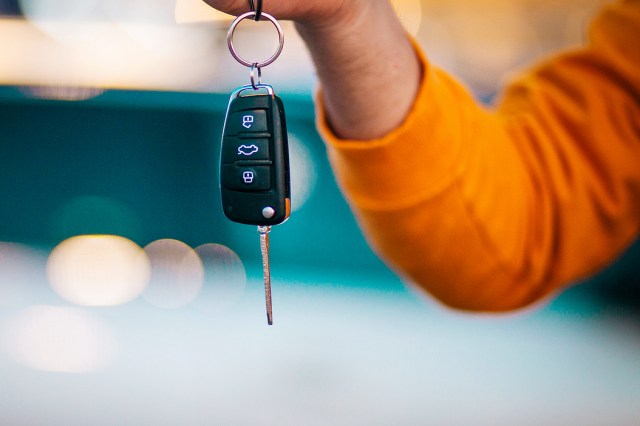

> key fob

[{"left": 220, "top": 84, "right": 291, "bottom": 226}]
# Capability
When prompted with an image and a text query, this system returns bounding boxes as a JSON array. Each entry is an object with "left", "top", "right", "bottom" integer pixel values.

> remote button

[
  {"left": 221, "top": 165, "right": 271, "bottom": 191},
  {"left": 225, "top": 110, "right": 268, "bottom": 135},
  {"left": 222, "top": 137, "right": 270, "bottom": 163}
]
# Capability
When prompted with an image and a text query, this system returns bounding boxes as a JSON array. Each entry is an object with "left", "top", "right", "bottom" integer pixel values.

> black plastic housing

[{"left": 219, "top": 86, "right": 291, "bottom": 225}]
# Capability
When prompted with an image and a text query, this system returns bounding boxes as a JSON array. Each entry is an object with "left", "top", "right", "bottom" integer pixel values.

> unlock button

[{"left": 222, "top": 165, "right": 271, "bottom": 191}]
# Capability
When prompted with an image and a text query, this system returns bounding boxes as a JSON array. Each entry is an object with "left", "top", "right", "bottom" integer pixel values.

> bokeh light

[
  {"left": 20, "top": 86, "right": 104, "bottom": 101},
  {"left": 0, "top": 305, "right": 118, "bottom": 373},
  {"left": 288, "top": 134, "right": 317, "bottom": 212},
  {"left": 191, "top": 244, "right": 246, "bottom": 313},
  {"left": 47, "top": 235, "right": 150, "bottom": 306},
  {"left": 142, "top": 239, "right": 204, "bottom": 309}
]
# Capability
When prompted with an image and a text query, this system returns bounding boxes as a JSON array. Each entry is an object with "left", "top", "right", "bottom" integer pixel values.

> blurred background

[{"left": 0, "top": 0, "right": 639, "bottom": 424}]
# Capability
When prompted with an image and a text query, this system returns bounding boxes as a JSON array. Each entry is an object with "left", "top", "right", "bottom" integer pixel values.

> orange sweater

[{"left": 318, "top": 0, "right": 640, "bottom": 311}]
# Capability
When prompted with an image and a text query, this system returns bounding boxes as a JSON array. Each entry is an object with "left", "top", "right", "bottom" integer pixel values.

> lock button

[
  {"left": 226, "top": 110, "right": 269, "bottom": 135},
  {"left": 221, "top": 164, "right": 271, "bottom": 191}
]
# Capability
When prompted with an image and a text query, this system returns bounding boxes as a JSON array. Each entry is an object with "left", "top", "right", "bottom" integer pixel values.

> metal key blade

[{"left": 258, "top": 225, "right": 273, "bottom": 325}]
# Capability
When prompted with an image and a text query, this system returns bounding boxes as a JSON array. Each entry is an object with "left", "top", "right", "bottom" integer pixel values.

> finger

[{"left": 202, "top": 0, "right": 248, "bottom": 16}]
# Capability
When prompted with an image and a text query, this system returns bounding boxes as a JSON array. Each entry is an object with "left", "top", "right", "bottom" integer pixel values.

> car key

[
  {"left": 220, "top": 5, "right": 289, "bottom": 325},
  {"left": 220, "top": 84, "right": 291, "bottom": 226},
  {"left": 220, "top": 84, "right": 290, "bottom": 325}
]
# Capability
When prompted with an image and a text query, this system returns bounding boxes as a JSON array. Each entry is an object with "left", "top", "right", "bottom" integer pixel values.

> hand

[{"left": 203, "top": 0, "right": 421, "bottom": 141}]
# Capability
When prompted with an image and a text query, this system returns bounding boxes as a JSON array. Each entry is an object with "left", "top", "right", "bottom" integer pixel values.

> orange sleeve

[{"left": 317, "top": 0, "right": 640, "bottom": 311}]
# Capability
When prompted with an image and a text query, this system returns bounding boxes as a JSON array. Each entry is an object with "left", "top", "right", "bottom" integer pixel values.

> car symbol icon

[{"left": 238, "top": 144, "right": 260, "bottom": 156}]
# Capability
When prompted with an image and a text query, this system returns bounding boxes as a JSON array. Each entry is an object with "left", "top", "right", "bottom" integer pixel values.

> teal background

[{"left": 0, "top": 86, "right": 392, "bottom": 275}]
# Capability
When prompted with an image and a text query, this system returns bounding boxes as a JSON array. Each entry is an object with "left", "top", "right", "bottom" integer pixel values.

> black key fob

[{"left": 220, "top": 84, "right": 291, "bottom": 226}]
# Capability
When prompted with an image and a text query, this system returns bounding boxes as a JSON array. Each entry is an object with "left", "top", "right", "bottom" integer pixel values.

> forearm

[{"left": 295, "top": 1, "right": 421, "bottom": 140}]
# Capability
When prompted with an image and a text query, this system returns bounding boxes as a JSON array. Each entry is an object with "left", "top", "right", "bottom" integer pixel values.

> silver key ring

[
  {"left": 249, "top": 63, "right": 262, "bottom": 89},
  {"left": 227, "top": 11, "right": 284, "bottom": 69}
]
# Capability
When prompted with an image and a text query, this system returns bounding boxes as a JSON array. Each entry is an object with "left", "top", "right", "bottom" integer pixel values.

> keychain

[{"left": 220, "top": 0, "right": 290, "bottom": 325}]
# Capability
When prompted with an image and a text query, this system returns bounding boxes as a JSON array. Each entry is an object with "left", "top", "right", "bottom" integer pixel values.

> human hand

[{"left": 203, "top": 0, "right": 420, "bottom": 141}]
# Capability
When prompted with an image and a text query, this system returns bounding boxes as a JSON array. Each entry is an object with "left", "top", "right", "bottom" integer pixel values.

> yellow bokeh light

[{"left": 47, "top": 235, "right": 150, "bottom": 306}]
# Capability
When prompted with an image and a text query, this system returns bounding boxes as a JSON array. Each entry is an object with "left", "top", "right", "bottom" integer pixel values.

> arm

[
  {"left": 320, "top": 1, "right": 640, "bottom": 310},
  {"left": 205, "top": 1, "right": 640, "bottom": 311}
]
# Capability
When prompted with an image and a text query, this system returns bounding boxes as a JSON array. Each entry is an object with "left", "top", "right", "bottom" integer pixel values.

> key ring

[
  {"left": 249, "top": 63, "right": 262, "bottom": 90},
  {"left": 227, "top": 11, "right": 284, "bottom": 69}
]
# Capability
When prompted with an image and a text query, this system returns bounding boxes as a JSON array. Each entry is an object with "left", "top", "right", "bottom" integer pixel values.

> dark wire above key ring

[
  {"left": 227, "top": 11, "right": 284, "bottom": 71},
  {"left": 249, "top": 0, "right": 262, "bottom": 21}
]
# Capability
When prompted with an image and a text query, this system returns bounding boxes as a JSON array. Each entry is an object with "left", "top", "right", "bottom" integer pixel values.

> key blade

[{"left": 258, "top": 225, "right": 273, "bottom": 325}]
